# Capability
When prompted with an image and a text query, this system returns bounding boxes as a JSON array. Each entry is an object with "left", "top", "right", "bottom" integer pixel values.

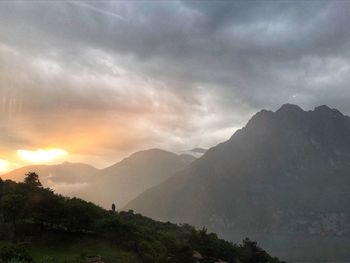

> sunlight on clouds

[{"left": 17, "top": 149, "right": 68, "bottom": 163}]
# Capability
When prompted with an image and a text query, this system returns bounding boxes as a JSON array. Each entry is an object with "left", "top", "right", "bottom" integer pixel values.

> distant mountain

[
  {"left": 95, "top": 148, "right": 195, "bottom": 208},
  {"left": 179, "top": 148, "right": 207, "bottom": 158},
  {"left": 1, "top": 162, "right": 99, "bottom": 199},
  {"left": 2, "top": 148, "right": 195, "bottom": 209},
  {"left": 126, "top": 104, "right": 350, "bottom": 261}
]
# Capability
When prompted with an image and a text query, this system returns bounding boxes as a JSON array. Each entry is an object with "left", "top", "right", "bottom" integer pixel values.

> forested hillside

[{"left": 0, "top": 174, "right": 283, "bottom": 263}]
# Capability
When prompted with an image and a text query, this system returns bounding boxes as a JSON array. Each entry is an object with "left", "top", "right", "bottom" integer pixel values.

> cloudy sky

[{"left": 1, "top": 0, "right": 350, "bottom": 170}]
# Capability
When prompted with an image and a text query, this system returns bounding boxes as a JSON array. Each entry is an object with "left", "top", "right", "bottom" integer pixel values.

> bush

[
  {"left": 0, "top": 243, "right": 33, "bottom": 263},
  {"left": 0, "top": 223, "right": 12, "bottom": 240}
]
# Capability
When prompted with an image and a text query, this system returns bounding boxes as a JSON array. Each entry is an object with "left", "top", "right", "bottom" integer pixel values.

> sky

[{"left": 1, "top": 0, "right": 350, "bottom": 171}]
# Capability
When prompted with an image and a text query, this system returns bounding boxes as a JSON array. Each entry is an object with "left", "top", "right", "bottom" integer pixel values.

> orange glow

[
  {"left": 0, "top": 159, "right": 20, "bottom": 173},
  {"left": 0, "top": 160, "right": 10, "bottom": 172},
  {"left": 17, "top": 149, "right": 68, "bottom": 163}
]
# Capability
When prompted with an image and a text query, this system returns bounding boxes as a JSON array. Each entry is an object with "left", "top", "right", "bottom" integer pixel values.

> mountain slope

[
  {"left": 126, "top": 104, "right": 350, "bottom": 261},
  {"left": 96, "top": 148, "right": 195, "bottom": 208}
]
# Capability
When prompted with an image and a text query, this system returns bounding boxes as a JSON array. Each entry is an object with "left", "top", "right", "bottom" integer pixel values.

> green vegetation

[{"left": 0, "top": 174, "right": 284, "bottom": 263}]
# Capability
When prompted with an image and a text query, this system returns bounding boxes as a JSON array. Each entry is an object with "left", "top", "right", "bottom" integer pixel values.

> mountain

[
  {"left": 1, "top": 148, "right": 195, "bottom": 209},
  {"left": 126, "top": 104, "right": 350, "bottom": 261},
  {"left": 95, "top": 148, "right": 195, "bottom": 208},
  {"left": 1, "top": 162, "right": 99, "bottom": 199}
]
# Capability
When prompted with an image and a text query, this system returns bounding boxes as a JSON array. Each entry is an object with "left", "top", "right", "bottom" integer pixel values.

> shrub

[{"left": 0, "top": 244, "right": 32, "bottom": 263}]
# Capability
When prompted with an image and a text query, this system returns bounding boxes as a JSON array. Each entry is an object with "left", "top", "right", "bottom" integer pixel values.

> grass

[{"left": 0, "top": 235, "right": 140, "bottom": 263}]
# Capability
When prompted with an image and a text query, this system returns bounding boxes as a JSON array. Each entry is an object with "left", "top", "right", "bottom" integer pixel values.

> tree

[
  {"left": 239, "top": 238, "right": 274, "bottom": 263},
  {"left": 24, "top": 172, "right": 42, "bottom": 187},
  {"left": 0, "top": 193, "right": 26, "bottom": 241},
  {"left": 0, "top": 177, "right": 3, "bottom": 199},
  {"left": 112, "top": 203, "right": 116, "bottom": 212},
  {"left": 0, "top": 243, "right": 32, "bottom": 262},
  {"left": 64, "top": 198, "right": 102, "bottom": 232},
  {"left": 28, "top": 188, "right": 63, "bottom": 231},
  {"left": 1, "top": 193, "right": 26, "bottom": 224}
]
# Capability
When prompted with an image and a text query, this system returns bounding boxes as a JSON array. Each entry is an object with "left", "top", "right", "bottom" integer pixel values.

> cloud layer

[{"left": 1, "top": 1, "right": 350, "bottom": 167}]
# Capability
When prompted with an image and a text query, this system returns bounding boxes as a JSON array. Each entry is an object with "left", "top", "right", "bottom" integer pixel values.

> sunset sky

[{"left": 1, "top": 1, "right": 350, "bottom": 171}]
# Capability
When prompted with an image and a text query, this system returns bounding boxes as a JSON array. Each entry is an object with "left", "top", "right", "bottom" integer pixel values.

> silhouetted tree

[
  {"left": 112, "top": 203, "right": 116, "bottom": 212},
  {"left": 0, "top": 193, "right": 26, "bottom": 241},
  {"left": 0, "top": 243, "right": 32, "bottom": 262},
  {"left": 0, "top": 177, "right": 3, "bottom": 199},
  {"left": 24, "top": 172, "right": 42, "bottom": 187},
  {"left": 239, "top": 238, "right": 275, "bottom": 263}
]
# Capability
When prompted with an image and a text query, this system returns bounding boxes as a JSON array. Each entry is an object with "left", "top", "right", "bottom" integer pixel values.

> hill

[
  {"left": 126, "top": 104, "right": 350, "bottom": 261},
  {"left": 0, "top": 177, "right": 283, "bottom": 263}
]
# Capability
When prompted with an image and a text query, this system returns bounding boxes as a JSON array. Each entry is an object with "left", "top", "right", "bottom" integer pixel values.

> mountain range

[
  {"left": 125, "top": 104, "right": 350, "bottom": 261},
  {"left": 1, "top": 149, "right": 195, "bottom": 208},
  {"left": 3, "top": 104, "right": 350, "bottom": 261}
]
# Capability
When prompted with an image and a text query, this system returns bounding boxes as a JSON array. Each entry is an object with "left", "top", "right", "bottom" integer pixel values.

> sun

[{"left": 17, "top": 149, "right": 68, "bottom": 163}]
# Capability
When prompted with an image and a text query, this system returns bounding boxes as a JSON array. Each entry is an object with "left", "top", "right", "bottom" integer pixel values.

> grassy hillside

[{"left": 0, "top": 175, "right": 284, "bottom": 263}]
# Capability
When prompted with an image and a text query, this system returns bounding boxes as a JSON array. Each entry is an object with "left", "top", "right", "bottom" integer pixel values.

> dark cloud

[{"left": 0, "top": 0, "right": 350, "bottom": 166}]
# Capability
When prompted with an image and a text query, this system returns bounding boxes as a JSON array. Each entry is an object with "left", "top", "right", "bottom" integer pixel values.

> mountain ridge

[
  {"left": 95, "top": 148, "right": 195, "bottom": 208},
  {"left": 126, "top": 104, "right": 350, "bottom": 261}
]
